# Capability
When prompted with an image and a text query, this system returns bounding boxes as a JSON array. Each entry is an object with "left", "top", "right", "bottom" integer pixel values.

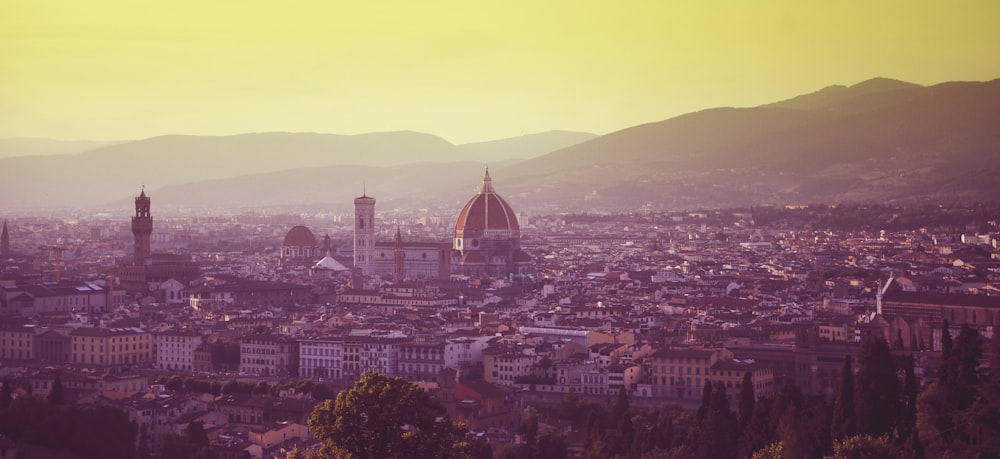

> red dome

[
  {"left": 455, "top": 192, "right": 520, "bottom": 233},
  {"left": 455, "top": 168, "right": 519, "bottom": 234},
  {"left": 283, "top": 225, "right": 318, "bottom": 247}
]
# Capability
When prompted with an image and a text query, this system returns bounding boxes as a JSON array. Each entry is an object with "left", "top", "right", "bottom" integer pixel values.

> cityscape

[
  {"left": 1, "top": 166, "right": 999, "bottom": 458},
  {"left": 3, "top": 2, "right": 1000, "bottom": 459}
]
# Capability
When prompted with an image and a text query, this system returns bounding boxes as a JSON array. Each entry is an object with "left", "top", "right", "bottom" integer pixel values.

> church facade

[
  {"left": 348, "top": 169, "right": 533, "bottom": 281},
  {"left": 353, "top": 194, "right": 451, "bottom": 281}
]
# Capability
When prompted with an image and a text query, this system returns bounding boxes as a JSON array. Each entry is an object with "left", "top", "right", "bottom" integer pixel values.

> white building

[
  {"left": 444, "top": 336, "right": 493, "bottom": 371},
  {"left": 154, "top": 329, "right": 203, "bottom": 371},
  {"left": 298, "top": 336, "right": 344, "bottom": 380}
]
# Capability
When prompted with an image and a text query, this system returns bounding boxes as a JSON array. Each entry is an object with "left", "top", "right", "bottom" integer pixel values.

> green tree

[
  {"left": 855, "top": 336, "right": 899, "bottom": 438},
  {"left": 696, "top": 381, "right": 737, "bottom": 459},
  {"left": 898, "top": 355, "right": 918, "bottom": 444},
  {"left": 583, "top": 411, "right": 610, "bottom": 459},
  {"left": 612, "top": 387, "right": 631, "bottom": 424},
  {"left": 739, "top": 395, "right": 775, "bottom": 459},
  {"left": 165, "top": 375, "right": 184, "bottom": 392},
  {"left": 536, "top": 432, "right": 569, "bottom": 459},
  {"left": 960, "top": 321, "right": 1000, "bottom": 457},
  {"left": 652, "top": 406, "right": 676, "bottom": 451},
  {"left": 47, "top": 376, "right": 65, "bottom": 405},
  {"left": 519, "top": 405, "right": 539, "bottom": 458},
  {"left": 696, "top": 379, "right": 713, "bottom": 425},
  {"left": 308, "top": 370, "right": 470, "bottom": 459},
  {"left": 823, "top": 434, "right": 896, "bottom": 459},
  {"left": 738, "top": 371, "right": 755, "bottom": 433},
  {"left": 253, "top": 380, "right": 270, "bottom": 395},
  {"left": 137, "top": 429, "right": 151, "bottom": 459},
  {"left": 613, "top": 413, "right": 634, "bottom": 457},
  {"left": 1, "top": 380, "right": 12, "bottom": 410},
  {"left": 186, "top": 421, "right": 209, "bottom": 447},
  {"left": 948, "top": 325, "right": 982, "bottom": 410},
  {"left": 831, "top": 355, "right": 856, "bottom": 441},
  {"left": 222, "top": 379, "right": 240, "bottom": 395},
  {"left": 919, "top": 323, "right": 985, "bottom": 455},
  {"left": 749, "top": 441, "right": 782, "bottom": 459},
  {"left": 156, "top": 432, "right": 193, "bottom": 459}
]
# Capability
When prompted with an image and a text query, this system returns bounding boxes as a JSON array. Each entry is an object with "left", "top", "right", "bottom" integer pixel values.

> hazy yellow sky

[{"left": 2, "top": 0, "right": 999, "bottom": 144}]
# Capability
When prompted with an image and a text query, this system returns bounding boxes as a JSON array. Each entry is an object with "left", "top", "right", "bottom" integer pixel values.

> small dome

[{"left": 283, "top": 225, "right": 318, "bottom": 247}]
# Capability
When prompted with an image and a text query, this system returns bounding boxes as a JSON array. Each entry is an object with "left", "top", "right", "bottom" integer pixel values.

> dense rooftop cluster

[{"left": 0, "top": 204, "right": 998, "bottom": 457}]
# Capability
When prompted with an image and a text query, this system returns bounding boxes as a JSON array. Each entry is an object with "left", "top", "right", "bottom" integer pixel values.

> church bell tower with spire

[
  {"left": 132, "top": 188, "right": 153, "bottom": 265},
  {"left": 393, "top": 226, "right": 405, "bottom": 283},
  {"left": 353, "top": 186, "right": 376, "bottom": 275},
  {"left": 1, "top": 220, "right": 9, "bottom": 257}
]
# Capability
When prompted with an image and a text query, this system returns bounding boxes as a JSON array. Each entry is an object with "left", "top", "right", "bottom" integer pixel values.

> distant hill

[
  {"left": 762, "top": 77, "right": 922, "bottom": 112},
  {"left": 0, "top": 131, "right": 476, "bottom": 209},
  {"left": 498, "top": 77, "right": 1000, "bottom": 210},
  {"left": 0, "top": 138, "right": 122, "bottom": 158},
  {"left": 3, "top": 77, "right": 999, "bottom": 212},
  {"left": 458, "top": 130, "right": 598, "bottom": 161},
  {"left": 0, "top": 129, "right": 597, "bottom": 210},
  {"left": 139, "top": 161, "right": 492, "bottom": 213}
]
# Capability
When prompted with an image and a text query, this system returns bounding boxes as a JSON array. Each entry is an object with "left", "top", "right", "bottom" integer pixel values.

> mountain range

[
  {"left": 1, "top": 77, "right": 998, "bottom": 213},
  {"left": 0, "top": 130, "right": 592, "bottom": 210}
]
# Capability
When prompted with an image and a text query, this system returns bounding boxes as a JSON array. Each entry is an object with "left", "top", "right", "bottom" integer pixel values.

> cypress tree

[
  {"left": 950, "top": 325, "right": 982, "bottom": 410},
  {"left": 941, "top": 320, "right": 953, "bottom": 362},
  {"left": 614, "top": 412, "right": 634, "bottom": 456},
  {"left": 0, "top": 380, "right": 10, "bottom": 410},
  {"left": 738, "top": 371, "right": 755, "bottom": 433},
  {"left": 899, "top": 355, "right": 918, "bottom": 442},
  {"left": 697, "top": 379, "right": 713, "bottom": 424},
  {"left": 739, "top": 395, "right": 775, "bottom": 459},
  {"left": 698, "top": 381, "right": 738, "bottom": 459},
  {"left": 992, "top": 319, "right": 1000, "bottom": 384},
  {"left": 831, "top": 355, "right": 856, "bottom": 441},
  {"left": 611, "top": 386, "right": 630, "bottom": 424},
  {"left": 47, "top": 376, "right": 65, "bottom": 406},
  {"left": 653, "top": 407, "right": 674, "bottom": 451},
  {"left": 186, "top": 421, "right": 209, "bottom": 446},
  {"left": 855, "top": 336, "right": 900, "bottom": 438}
]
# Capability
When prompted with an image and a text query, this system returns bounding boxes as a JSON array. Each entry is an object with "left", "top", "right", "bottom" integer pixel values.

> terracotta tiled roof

[{"left": 282, "top": 225, "right": 318, "bottom": 247}]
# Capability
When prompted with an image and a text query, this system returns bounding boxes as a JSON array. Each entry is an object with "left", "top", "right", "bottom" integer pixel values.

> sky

[{"left": 2, "top": 1, "right": 999, "bottom": 144}]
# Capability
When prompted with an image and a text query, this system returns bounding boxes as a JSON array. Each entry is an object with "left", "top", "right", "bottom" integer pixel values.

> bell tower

[
  {"left": 1, "top": 220, "right": 9, "bottom": 257},
  {"left": 353, "top": 188, "right": 376, "bottom": 275},
  {"left": 131, "top": 188, "right": 153, "bottom": 265},
  {"left": 393, "top": 226, "right": 405, "bottom": 283}
]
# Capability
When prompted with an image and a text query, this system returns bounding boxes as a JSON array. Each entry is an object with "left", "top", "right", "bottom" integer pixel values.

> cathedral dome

[
  {"left": 455, "top": 168, "right": 519, "bottom": 235},
  {"left": 283, "top": 225, "right": 318, "bottom": 247}
]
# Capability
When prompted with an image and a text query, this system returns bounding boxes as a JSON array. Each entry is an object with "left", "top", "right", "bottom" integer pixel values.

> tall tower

[
  {"left": 353, "top": 190, "right": 376, "bottom": 275},
  {"left": 1, "top": 220, "right": 9, "bottom": 257},
  {"left": 393, "top": 227, "right": 405, "bottom": 283},
  {"left": 131, "top": 188, "right": 153, "bottom": 265}
]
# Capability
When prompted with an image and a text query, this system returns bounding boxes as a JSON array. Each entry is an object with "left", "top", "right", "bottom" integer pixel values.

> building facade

[
  {"left": 239, "top": 334, "right": 299, "bottom": 377},
  {"left": 154, "top": 329, "right": 204, "bottom": 371},
  {"left": 70, "top": 327, "right": 153, "bottom": 368},
  {"left": 298, "top": 336, "right": 343, "bottom": 380}
]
